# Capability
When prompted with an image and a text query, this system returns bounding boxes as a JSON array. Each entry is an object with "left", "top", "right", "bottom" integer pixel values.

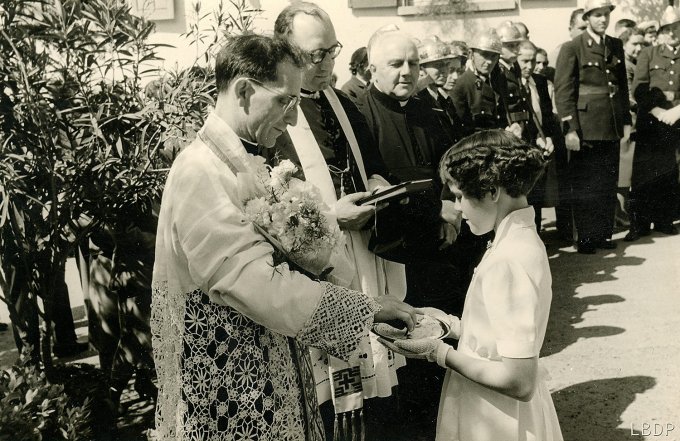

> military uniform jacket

[
  {"left": 631, "top": 44, "right": 680, "bottom": 181},
  {"left": 416, "top": 87, "right": 464, "bottom": 144},
  {"left": 499, "top": 61, "right": 532, "bottom": 126},
  {"left": 554, "top": 31, "right": 631, "bottom": 141},
  {"left": 452, "top": 69, "right": 508, "bottom": 135}
]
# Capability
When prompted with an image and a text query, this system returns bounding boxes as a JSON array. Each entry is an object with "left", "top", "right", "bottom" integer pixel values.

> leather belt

[{"left": 579, "top": 84, "right": 618, "bottom": 97}]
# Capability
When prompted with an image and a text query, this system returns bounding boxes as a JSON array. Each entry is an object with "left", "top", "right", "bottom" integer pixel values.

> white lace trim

[{"left": 151, "top": 280, "right": 378, "bottom": 440}]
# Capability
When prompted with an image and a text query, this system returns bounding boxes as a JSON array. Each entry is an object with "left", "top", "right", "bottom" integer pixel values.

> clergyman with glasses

[
  {"left": 261, "top": 2, "right": 411, "bottom": 439},
  {"left": 150, "top": 33, "right": 419, "bottom": 441}
]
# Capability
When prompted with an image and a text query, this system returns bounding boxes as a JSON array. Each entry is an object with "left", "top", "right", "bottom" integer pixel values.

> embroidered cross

[{"left": 332, "top": 366, "right": 362, "bottom": 398}]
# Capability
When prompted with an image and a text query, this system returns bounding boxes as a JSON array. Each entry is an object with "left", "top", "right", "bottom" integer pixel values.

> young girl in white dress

[{"left": 383, "top": 130, "right": 563, "bottom": 441}]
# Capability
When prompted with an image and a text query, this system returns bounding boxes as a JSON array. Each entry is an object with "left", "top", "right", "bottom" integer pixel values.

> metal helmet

[
  {"left": 469, "top": 29, "right": 502, "bottom": 54},
  {"left": 582, "top": 0, "right": 616, "bottom": 20},
  {"left": 448, "top": 40, "right": 469, "bottom": 59},
  {"left": 496, "top": 21, "right": 524, "bottom": 43},
  {"left": 418, "top": 36, "right": 454, "bottom": 65},
  {"left": 659, "top": 6, "right": 680, "bottom": 32}
]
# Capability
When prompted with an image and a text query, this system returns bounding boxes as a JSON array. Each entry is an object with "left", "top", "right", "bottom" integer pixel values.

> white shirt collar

[{"left": 586, "top": 27, "right": 605, "bottom": 45}]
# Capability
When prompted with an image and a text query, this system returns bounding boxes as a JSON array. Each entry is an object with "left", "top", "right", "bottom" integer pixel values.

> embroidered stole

[{"left": 287, "top": 88, "right": 406, "bottom": 439}]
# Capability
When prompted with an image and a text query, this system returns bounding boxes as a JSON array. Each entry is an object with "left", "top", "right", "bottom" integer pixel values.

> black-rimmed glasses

[
  {"left": 308, "top": 42, "right": 343, "bottom": 65},
  {"left": 246, "top": 77, "right": 301, "bottom": 113}
]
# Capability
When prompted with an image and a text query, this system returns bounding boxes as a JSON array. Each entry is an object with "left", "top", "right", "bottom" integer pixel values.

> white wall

[{"left": 147, "top": 0, "right": 667, "bottom": 86}]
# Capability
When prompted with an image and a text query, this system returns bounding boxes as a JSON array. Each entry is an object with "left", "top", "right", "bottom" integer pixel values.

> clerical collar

[
  {"left": 239, "top": 138, "right": 260, "bottom": 155},
  {"left": 427, "top": 87, "right": 439, "bottom": 101},
  {"left": 438, "top": 87, "right": 449, "bottom": 98},
  {"left": 300, "top": 88, "right": 321, "bottom": 99},
  {"left": 499, "top": 59, "right": 512, "bottom": 71}
]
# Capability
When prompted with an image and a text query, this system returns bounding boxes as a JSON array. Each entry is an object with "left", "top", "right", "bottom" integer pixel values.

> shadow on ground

[
  {"left": 540, "top": 230, "right": 645, "bottom": 357},
  {"left": 553, "top": 376, "right": 656, "bottom": 441}
]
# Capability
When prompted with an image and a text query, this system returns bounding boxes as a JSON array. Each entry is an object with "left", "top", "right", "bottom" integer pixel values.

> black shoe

[
  {"left": 640, "top": 228, "right": 652, "bottom": 237},
  {"left": 576, "top": 242, "right": 596, "bottom": 254},
  {"left": 654, "top": 224, "right": 678, "bottom": 235},
  {"left": 53, "top": 341, "right": 89, "bottom": 358},
  {"left": 594, "top": 239, "right": 617, "bottom": 250},
  {"left": 0, "top": 322, "right": 8, "bottom": 332},
  {"left": 623, "top": 230, "right": 640, "bottom": 242}
]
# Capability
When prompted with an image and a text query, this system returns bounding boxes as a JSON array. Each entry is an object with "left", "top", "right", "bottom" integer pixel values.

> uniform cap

[
  {"left": 418, "top": 36, "right": 454, "bottom": 64},
  {"left": 582, "top": 0, "right": 616, "bottom": 20},
  {"left": 659, "top": 6, "right": 680, "bottom": 31},
  {"left": 469, "top": 29, "right": 502, "bottom": 54},
  {"left": 496, "top": 21, "right": 524, "bottom": 43}
]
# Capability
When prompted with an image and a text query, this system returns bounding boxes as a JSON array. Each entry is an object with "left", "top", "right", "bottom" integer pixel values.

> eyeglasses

[
  {"left": 308, "top": 42, "right": 343, "bottom": 64},
  {"left": 246, "top": 77, "right": 301, "bottom": 113}
]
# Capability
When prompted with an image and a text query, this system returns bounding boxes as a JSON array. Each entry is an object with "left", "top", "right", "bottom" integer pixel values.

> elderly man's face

[
  {"left": 517, "top": 48, "right": 536, "bottom": 80},
  {"left": 244, "top": 61, "right": 302, "bottom": 148},
  {"left": 421, "top": 59, "right": 451, "bottom": 87},
  {"left": 288, "top": 13, "right": 338, "bottom": 92},
  {"left": 370, "top": 35, "right": 419, "bottom": 100}
]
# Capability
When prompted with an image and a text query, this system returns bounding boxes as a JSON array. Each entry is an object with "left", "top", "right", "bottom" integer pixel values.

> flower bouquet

[{"left": 238, "top": 157, "right": 345, "bottom": 279}]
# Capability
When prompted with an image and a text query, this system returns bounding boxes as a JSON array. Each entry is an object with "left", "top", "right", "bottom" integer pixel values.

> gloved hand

[
  {"left": 378, "top": 337, "right": 452, "bottom": 368},
  {"left": 417, "top": 307, "right": 461, "bottom": 339}
]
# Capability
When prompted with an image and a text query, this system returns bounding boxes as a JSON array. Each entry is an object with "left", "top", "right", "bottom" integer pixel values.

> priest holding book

[{"left": 356, "top": 26, "right": 491, "bottom": 438}]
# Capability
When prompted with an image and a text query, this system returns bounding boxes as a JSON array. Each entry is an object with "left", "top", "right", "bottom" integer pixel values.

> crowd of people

[{"left": 150, "top": 0, "right": 680, "bottom": 440}]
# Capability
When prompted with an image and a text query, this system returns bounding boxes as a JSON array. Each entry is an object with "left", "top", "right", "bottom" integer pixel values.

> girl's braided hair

[{"left": 438, "top": 130, "right": 547, "bottom": 199}]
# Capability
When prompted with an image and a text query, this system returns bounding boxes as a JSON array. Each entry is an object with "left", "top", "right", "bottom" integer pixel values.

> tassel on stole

[{"left": 332, "top": 409, "right": 365, "bottom": 441}]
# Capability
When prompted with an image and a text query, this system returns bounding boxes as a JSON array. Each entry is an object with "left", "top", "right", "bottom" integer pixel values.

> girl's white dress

[{"left": 436, "top": 206, "right": 563, "bottom": 441}]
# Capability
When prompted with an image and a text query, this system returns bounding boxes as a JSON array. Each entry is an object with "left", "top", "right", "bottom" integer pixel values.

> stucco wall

[{"left": 146, "top": 0, "right": 667, "bottom": 86}]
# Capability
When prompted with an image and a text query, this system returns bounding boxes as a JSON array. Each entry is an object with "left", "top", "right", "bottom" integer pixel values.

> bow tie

[{"left": 300, "top": 89, "right": 321, "bottom": 99}]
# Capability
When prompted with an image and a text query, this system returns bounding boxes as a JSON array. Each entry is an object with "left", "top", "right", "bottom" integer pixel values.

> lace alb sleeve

[{"left": 296, "top": 281, "right": 381, "bottom": 362}]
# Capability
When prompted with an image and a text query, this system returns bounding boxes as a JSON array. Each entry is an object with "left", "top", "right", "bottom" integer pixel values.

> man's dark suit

[{"left": 555, "top": 30, "right": 631, "bottom": 245}]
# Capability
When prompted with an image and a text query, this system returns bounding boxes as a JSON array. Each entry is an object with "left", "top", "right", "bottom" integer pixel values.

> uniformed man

[
  {"left": 496, "top": 21, "right": 531, "bottom": 140},
  {"left": 555, "top": 0, "right": 632, "bottom": 254},
  {"left": 341, "top": 46, "right": 370, "bottom": 105},
  {"left": 416, "top": 36, "right": 464, "bottom": 142},
  {"left": 625, "top": 6, "right": 680, "bottom": 241},
  {"left": 451, "top": 29, "right": 509, "bottom": 135}
]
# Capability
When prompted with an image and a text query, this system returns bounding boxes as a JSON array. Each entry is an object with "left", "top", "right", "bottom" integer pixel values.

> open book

[{"left": 358, "top": 179, "right": 433, "bottom": 206}]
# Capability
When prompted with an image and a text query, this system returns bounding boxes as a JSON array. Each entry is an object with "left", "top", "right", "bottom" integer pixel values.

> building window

[{"left": 398, "top": 0, "right": 516, "bottom": 15}]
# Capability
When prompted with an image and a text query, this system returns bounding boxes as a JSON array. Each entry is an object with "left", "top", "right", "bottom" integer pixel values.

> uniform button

[
  {"left": 588, "top": 62, "right": 593, "bottom": 66},
  {"left": 671, "top": 80, "right": 674, "bottom": 85},
  {"left": 655, "top": 65, "right": 660, "bottom": 68},
  {"left": 606, "top": 69, "right": 610, "bottom": 73},
  {"left": 509, "top": 93, "right": 513, "bottom": 97},
  {"left": 481, "top": 110, "right": 485, "bottom": 114},
  {"left": 608, "top": 81, "right": 613, "bottom": 85},
  {"left": 672, "top": 60, "right": 676, "bottom": 65}
]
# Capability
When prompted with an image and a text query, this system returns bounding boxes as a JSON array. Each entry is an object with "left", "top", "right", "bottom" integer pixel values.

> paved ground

[{"left": 1, "top": 208, "right": 679, "bottom": 440}]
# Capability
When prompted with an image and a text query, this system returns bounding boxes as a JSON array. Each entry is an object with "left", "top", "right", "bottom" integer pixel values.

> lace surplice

[{"left": 150, "top": 113, "right": 381, "bottom": 441}]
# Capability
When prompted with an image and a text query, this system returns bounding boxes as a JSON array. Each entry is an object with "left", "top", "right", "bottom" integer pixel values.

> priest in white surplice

[
  {"left": 269, "top": 3, "right": 408, "bottom": 437},
  {"left": 150, "top": 34, "right": 418, "bottom": 441}
]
